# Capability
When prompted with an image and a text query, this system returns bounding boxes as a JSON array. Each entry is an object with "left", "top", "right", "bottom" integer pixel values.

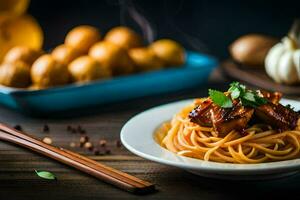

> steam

[
  {"left": 108, "top": 0, "right": 208, "bottom": 52},
  {"left": 118, "top": 0, "right": 155, "bottom": 43},
  {"left": 163, "top": 0, "right": 209, "bottom": 53}
]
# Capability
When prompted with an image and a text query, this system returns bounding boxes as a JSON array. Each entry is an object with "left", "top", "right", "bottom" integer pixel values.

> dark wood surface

[
  {"left": 221, "top": 60, "right": 300, "bottom": 95},
  {"left": 1, "top": 81, "right": 300, "bottom": 200}
]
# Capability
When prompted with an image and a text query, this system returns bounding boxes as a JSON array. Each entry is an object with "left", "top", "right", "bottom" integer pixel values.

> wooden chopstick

[
  {"left": 0, "top": 123, "right": 155, "bottom": 194},
  {"left": 60, "top": 148, "right": 152, "bottom": 187},
  {"left": 0, "top": 125, "right": 149, "bottom": 189}
]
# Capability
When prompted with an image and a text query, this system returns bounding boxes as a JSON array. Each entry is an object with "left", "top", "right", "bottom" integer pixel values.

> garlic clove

[
  {"left": 293, "top": 50, "right": 300, "bottom": 80},
  {"left": 282, "top": 37, "right": 297, "bottom": 50},
  {"left": 265, "top": 43, "right": 285, "bottom": 83},
  {"left": 278, "top": 51, "right": 299, "bottom": 84}
]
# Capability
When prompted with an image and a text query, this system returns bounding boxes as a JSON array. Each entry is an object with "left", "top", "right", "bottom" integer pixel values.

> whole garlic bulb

[{"left": 265, "top": 20, "right": 300, "bottom": 85}]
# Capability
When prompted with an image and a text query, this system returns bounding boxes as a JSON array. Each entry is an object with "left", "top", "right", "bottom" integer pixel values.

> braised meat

[
  {"left": 210, "top": 103, "right": 254, "bottom": 136},
  {"left": 257, "top": 90, "right": 282, "bottom": 104},
  {"left": 189, "top": 99, "right": 213, "bottom": 127},
  {"left": 189, "top": 88, "right": 298, "bottom": 135},
  {"left": 254, "top": 91, "right": 298, "bottom": 131},
  {"left": 189, "top": 99, "right": 254, "bottom": 136},
  {"left": 255, "top": 103, "right": 299, "bottom": 131}
]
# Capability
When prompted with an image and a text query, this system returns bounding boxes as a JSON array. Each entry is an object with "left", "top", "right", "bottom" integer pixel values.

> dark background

[{"left": 28, "top": 0, "right": 300, "bottom": 60}]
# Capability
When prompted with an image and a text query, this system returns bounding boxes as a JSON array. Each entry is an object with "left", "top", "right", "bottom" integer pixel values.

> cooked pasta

[{"left": 156, "top": 101, "right": 300, "bottom": 164}]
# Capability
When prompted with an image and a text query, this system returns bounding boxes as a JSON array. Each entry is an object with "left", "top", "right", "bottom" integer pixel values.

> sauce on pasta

[{"left": 155, "top": 101, "right": 300, "bottom": 164}]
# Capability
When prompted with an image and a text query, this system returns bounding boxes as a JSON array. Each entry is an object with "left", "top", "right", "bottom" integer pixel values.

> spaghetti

[{"left": 156, "top": 100, "right": 300, "bottom": 164}]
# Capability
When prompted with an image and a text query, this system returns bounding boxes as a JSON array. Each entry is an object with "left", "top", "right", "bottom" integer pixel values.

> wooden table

[{"left": 1, "top": 82, "right": 300, "bottom": 200}]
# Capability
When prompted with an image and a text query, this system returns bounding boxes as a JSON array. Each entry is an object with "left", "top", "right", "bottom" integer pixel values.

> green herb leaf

[
  {"left": 226, "top": 82, "right": 268, "bottom": 108},
  {"left": 209, "top": 89, "right": 233, "bottom": 108},
  {"left": 228, "top": 82, "right": 246, "bottom": 99},
  {"left": 254, "top": 95, "right": 267, "bottom": 105},
  {"left": 229, "top": 87, "right": 240, "bottom": 99},
  {"left": 35, "top": 170, "right": 56, "bottom": 180},
  {"left": 243, "top": 92, "right": 256, "bottom": 102},
  {"left": 208, "top": 82, "right": 268, "bottom": 109},
  {"left": 240, "top": 97, "right": 259, "bottom": 108},
  {"left": 229, "top": 82, "right": 246, "bottom": 92}
]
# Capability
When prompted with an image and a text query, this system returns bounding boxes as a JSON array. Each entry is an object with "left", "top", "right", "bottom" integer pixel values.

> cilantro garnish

[
  {"left": 228, "top": 81, "right": 246, "bottom": 100},
  {"left": 208, "top": 82, "right": 267, "bottom": 108}
]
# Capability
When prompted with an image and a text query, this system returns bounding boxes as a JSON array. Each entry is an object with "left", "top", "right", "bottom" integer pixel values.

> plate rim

[{"left": 121, "top": 98, "right": 300, "bottom": 174}]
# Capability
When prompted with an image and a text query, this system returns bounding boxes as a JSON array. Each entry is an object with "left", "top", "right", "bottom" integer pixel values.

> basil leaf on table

[{"left": 35, "top": 170, "right": 56, "bottom": 180}]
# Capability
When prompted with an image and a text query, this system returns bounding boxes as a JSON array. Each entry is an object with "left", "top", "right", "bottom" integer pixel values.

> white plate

[{"left": 120, "top": 98, "right": 300, "bottom": 180}]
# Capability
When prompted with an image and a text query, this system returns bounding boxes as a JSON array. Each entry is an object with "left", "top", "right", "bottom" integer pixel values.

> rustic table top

[{"left": 1, "top": 80, "right": 300, "bottom": 200}]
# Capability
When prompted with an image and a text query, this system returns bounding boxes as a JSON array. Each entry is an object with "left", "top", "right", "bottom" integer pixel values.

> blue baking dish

[{"left": 0, "top": 51, "right": 217, "bottom": 115}]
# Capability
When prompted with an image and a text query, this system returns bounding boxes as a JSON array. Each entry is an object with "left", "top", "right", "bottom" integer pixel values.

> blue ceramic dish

[{"left": 0, "top": 51, "right": 217, "bottom": 115}]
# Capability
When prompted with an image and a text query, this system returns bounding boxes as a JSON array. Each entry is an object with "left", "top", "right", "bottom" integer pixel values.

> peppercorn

[
  {"left": 42, "top": 137, "right": 52, "bottom": 144},
  {"left": 43, "top": 124, "right": 49, "bottom": 132},
  {"left": 14, "top": 124, "right": 22, "bottom": 131},
  {"left": 99, "top": 139, "right": 107, "bottom": 147}
]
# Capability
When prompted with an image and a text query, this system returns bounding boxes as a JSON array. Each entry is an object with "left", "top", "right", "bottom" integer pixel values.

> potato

[
  {"left": 28, "top": 84, "right": 44, "bottom": 90},
  {"left": 52, "top": 44, "right": 81, "bottom": 66},
  {"left": 229, "top": 34, "right": 278, "bottom": 67},
  {"left": 0, "top": 61, "right": 31, "bottom": 88},
  {"left": 89, "top": 41, "right": 134, "bottom": 75},
  {"left": 105, "top": 26, "right": 142, "bottom": 50},
  {"left": 150, "top": 39, "right": 185, "bottom": 67},
  {"left": 4, "top": 45, "right": 42, "bottom": 66},
  {"left": 65, "top": 25, "right": 100, "bottom": 54},
  {"left": 31, "top": 54, "right": 69, "bottom": 87},
  {"left": 68, "top": 56, "right": 111, "bottom": 82},
  {"left": 129, "top": 47, "right": 163, "bottom": 72}
]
